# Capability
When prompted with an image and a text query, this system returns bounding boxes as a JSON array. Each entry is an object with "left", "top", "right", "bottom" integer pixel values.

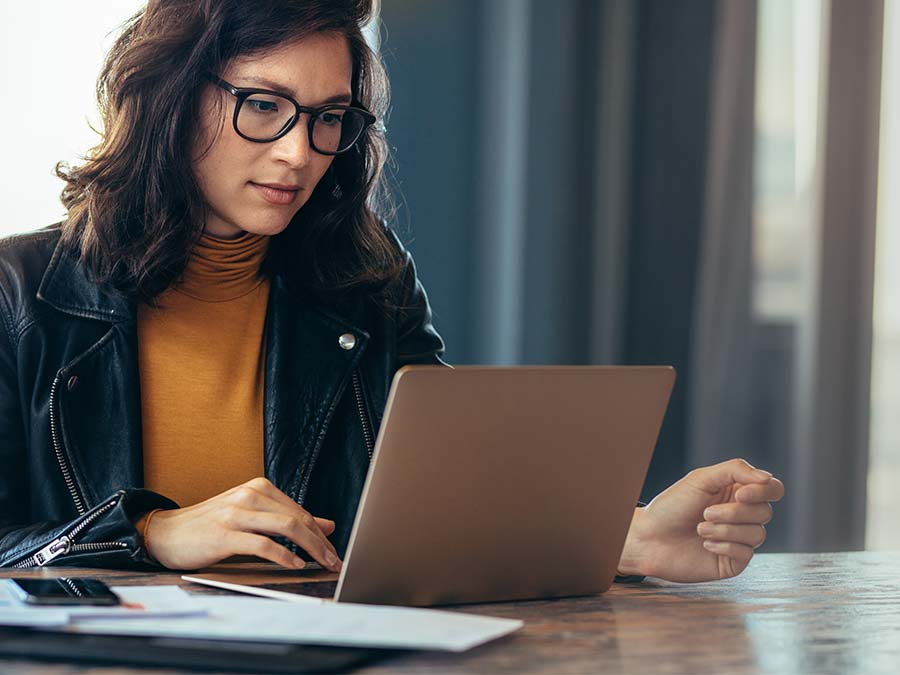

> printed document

[{"left": 60, "top": 589, "right": 523, "bottom": 652}]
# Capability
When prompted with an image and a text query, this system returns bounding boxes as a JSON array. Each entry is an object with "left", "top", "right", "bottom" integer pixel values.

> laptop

[{"left": 189, "top": 365, "right": 675, "bottom": 607}]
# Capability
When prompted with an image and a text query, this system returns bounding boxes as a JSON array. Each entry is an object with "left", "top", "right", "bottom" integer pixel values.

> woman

[{"left": 0, "top": 0, "right": 783, "bottom": 583}]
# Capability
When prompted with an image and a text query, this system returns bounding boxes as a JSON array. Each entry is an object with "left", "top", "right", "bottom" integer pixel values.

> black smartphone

[{"left": 8, "top": 577, "right": 121, "bottom": 606}]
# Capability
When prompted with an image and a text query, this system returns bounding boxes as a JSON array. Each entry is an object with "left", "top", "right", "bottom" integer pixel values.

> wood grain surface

[{"left": 2, "top": 551, "right": 898, "bottom": 674}]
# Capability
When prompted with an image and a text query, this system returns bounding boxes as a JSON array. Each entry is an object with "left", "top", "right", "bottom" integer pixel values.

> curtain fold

[{"left": 687, "top": 1, "right": 757, "bottom": 470}]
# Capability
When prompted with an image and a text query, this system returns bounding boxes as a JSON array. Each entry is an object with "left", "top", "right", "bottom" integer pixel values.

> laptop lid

[{"left": 334, "top": 366, "right": 675, "bottom": 607}]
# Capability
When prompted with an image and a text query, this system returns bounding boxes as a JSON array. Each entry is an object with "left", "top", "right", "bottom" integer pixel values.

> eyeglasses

[{"left": 206, "top": 74, "right": 376, "bottom": 154}]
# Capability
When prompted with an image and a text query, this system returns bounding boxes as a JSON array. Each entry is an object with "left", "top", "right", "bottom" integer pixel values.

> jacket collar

[
  {"left": 35, "top": 232, "right": 370, "bottom": 335},
  {"left": 36, "top": 234, "right": 134, "bottom": 322}
]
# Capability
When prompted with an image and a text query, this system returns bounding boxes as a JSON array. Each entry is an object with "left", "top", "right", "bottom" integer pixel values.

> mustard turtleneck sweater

[{"left": 137, "top": 231, "right": 271, "bottom": 509}]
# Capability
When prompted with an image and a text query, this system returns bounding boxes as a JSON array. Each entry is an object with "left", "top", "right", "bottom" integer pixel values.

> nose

[{"left": 270, "top": 113, "right": 313, "bottom": 168}]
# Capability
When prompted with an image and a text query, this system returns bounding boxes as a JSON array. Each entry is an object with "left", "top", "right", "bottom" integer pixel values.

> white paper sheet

[
  {"left": 61, "top": 592, "right": 523, "bottom": 652},
  {"left": 0, "top": 581, "right": 207, "bottom": 626},
  {"left": 0, "top": 609, "right": 68, "bottom": 626}
]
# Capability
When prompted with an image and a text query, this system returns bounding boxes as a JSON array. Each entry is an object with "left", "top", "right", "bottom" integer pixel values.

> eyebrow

[{"left": 237, "top": 75, "right": 353, "bottom": 105}]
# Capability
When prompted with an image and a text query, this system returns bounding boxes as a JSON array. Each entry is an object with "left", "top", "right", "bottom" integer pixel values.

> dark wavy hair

[{"left": 56, "top": 0, "right": 404, "bottom": 308}]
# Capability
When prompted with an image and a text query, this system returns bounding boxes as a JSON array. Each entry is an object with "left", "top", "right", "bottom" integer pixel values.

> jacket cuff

[{"left": 7, "top": 488, "right": 178, "bottom": 570}]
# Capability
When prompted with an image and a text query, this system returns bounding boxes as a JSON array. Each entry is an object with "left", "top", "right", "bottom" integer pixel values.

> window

[
  {"left": 752, "top": 0, "right": 825, "bottom": 322},
  {"left": 867, "top": 0, "right": 900, "bottom": 550},
  {"left": 0, "top": 2, "right": 158, "bottom": 238}
]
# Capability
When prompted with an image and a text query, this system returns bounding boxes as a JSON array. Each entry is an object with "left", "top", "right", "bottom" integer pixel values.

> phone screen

[{"left": 9, "top": 578, "right": 121, "bottom": 606}]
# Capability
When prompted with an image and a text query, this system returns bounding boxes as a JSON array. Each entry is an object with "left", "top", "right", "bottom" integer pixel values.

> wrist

[
  {"left": 137, "top": 508, "right": 164, "bottom": 564},
  {"left": 617, "top": 506, "right": 650, "bottom": 577}
]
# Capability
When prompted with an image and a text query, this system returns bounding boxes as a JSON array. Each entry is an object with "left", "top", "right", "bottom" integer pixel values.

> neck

[{"left": 173, "top": 231, "right": 270, "bottom": 302}]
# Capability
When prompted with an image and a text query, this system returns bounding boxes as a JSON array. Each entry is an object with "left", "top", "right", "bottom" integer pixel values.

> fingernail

[
  {"left": 704, "top": 507, "right": 718, "bottom": 520},
  {"left": 325, "top": 551, "right": 341, "bottom": 569},
  {"left": 754, "top": 469, "right": 773, "bottom": 479},
  {"left": 697, "top": 522, "right": 714, "bottom": 536},
  {"left": 292, "top": 556, "right": 305, "bottom": 569}
]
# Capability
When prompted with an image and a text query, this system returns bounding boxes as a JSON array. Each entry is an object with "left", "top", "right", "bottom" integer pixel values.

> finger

[
  {"left": 686, "top": 458, "right": 773, "bottom": 494},
  {"left": 247, "top": 480, "right": 338, "bottom": 545},
  {"left": 246, "top": 478, "right": 337, "bottom": 532},
  {"left": 697, "top": 522, "right": 767, "bottom": 549},
  {"left": 704, "top": 501, "right": 773, "bottom": 525},
  {"left": 229, "top": 483, "right": 339, "bottom": 559},
  {"left": 702, "top": 540, "right": 754, "bottom": 572},
  {"left": 735, "top": 477, "right": 785, "bottom": 504},
  {"left": 229, "top": 531, "right": 307, "bottom": 570},
  {"left": 315, "top": 517, "right": 336, "bottom": 535},
  {"left": 226, "top": 507, "right": 341, "bottom": 572}
]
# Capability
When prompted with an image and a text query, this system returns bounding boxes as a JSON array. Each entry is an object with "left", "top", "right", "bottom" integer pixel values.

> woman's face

[{"left": 192, "top": 32, "right": 353, "bottom": 239}]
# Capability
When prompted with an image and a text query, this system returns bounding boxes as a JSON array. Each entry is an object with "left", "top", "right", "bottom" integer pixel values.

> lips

[
  {"left": 255, "top": 182, "right": 301, "bottom": 191},
  {"left": 251, "top": 182, "right": 300, "bottom": 205}
]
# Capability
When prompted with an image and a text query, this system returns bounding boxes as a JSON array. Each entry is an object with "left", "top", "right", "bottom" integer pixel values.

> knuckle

[
  {"left": 253, "top": 538, "right": 278, "bottom": 558},
  {"left": 232, "top": 486, "right": 257, "bottom": 504},
  {"left": 219, "top": 504, "right": 240, "bottom": 528},
  {"left": 719, "top": 503, "right": 737, "bottom": 519},
  {"left": 278, "top": 514, "right": 297, "bottom": 532},
  {"left": 247, "top": 476, "right": 272, "bottom": 490},
  {"left": 732, "top": 457, "right": 749, "bottom": 469}
]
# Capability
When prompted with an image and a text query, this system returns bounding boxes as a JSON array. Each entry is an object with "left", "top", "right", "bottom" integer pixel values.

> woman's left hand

[{"left": 617, "top": 458, "right": 785, "bottom": 582}]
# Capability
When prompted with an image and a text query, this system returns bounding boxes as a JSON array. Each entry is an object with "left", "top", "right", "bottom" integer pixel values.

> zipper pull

[{"left": 32, "top": 534, "right": 72, "bottom": 566}]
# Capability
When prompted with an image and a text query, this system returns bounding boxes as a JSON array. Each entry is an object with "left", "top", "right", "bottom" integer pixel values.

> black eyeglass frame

[{"left": 206, "top": 74, "right": 376, "bottom": 154}]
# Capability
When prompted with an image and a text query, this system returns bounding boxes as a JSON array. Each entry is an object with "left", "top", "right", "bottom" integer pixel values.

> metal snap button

[
  {"left": 338, "top": 333, "right": 356, "bottom": 350},
  {"left": 67, "top": 375, "right": 79, "bottom": 391}
]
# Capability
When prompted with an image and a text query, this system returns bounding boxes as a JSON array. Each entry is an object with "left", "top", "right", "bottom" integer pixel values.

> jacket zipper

[
  {"left": 351, "top": 369, "right": 374, "bottom": 461},
  {"left": 10, "top": 495, "right": 128, "bottom": 568},
  {"left": 9, "top": 373, "right": 125, "bottom": 568},
  {"left": 50, "top": 369, "right": 87, "bottom": 515}
]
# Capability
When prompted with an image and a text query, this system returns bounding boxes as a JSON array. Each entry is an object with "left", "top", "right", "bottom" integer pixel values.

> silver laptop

[{"left": 332, "top": 365, "right": 675, "bottom": 606}]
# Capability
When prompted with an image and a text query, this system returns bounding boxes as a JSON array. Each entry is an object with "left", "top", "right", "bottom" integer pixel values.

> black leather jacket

[{"left": 0, "top": 225, "right": 445, "bottom": 570}]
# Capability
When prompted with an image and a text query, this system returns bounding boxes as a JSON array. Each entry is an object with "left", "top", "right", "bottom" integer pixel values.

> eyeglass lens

[{"left": 238, "top": 93, "right": 366, "bottom": 152}]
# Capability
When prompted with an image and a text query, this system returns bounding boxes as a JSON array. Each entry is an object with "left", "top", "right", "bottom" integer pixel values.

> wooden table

[{"left": 2, "top": 552, "right": 899, "bottom": 674}]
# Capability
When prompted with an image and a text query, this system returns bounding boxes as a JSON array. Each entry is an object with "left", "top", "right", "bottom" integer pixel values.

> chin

[
  {"left": 243, "top": 221, "right": 292, "bottom": 237},
  {"left": 231, "top": 212, "right": 296, "bottom": 238}
]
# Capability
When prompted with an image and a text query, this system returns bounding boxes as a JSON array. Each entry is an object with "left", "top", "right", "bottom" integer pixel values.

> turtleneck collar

[{"left": 175, "top": 230, "right": 270, "bottom": 302}]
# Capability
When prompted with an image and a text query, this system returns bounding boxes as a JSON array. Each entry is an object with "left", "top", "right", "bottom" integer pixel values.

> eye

[
  {"left": 319, "top": 111, "right": 344, "bottom": 126},
  {"left": 246, "top": 97, "right": 280, "bottom": 114}
]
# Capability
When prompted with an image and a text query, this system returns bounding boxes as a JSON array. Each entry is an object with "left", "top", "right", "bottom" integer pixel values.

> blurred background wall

[{"left": 0, "top": 0, "right": 896, "bottom": 554}]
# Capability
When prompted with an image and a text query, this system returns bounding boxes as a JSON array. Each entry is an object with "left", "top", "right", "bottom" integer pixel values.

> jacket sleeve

[
  {"left": 390, "top": 231, "right": 449, "bottom": 368},
  {"left": 0, "top": 288, "right": 178, "bottom": 570},
  {"left": 0, "top": 489, "right": 179, "bottom": 570}
]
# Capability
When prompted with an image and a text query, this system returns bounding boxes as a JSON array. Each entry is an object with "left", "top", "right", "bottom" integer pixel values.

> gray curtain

[
  {"left": 687, "top": 2, "right": 757, "bottom": 472},
  {"left": 688, "top": 0, "right": 884, "bottom": 552}
]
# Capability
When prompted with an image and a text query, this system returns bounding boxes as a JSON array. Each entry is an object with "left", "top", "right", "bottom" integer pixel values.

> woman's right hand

[{"left": 138, "top": 477, "right": 342, "bottom": 572}]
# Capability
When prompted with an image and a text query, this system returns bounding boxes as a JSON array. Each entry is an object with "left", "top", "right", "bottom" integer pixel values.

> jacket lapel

[
  {"left": 36, "top": 234, "right": 134, "bottom": 323},
  {"left": 36, "top": 238, "right": 142, "bottom": 507},
  {"left": 263, "top": 277, "right": 370, "bottom": 505}
]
